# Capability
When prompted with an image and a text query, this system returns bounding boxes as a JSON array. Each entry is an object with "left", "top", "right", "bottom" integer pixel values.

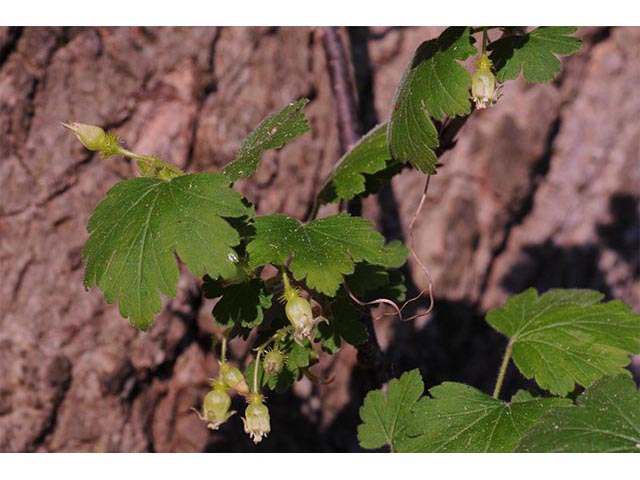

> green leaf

[
  {"left": 202, "top": 277, "right": 272, "bottom": 329},
  {"left": 316, "top": 321, "right": 341, "bottom": 354},
  {"left": 318, "top": 123, "right": 399, "bottom": 204},
  {"left": 287, "top": 341, "right": 311, "bottom": 369},
  {"left": 331, "top": 297, "right": 369, "bottom": 346},
  {"left": 83, "top": 173, "right": 250, "bottom": 329},
  {"left": 517, "top": 375, "right": 640, "bottom": 452},
  {"left": 377, "top": 240, "right": 409, "bottom": 269},
  {"left": 489, "top": 27, "right": 582, "bottom": 83},
  {"left": 486, "top": 288, "right": 640, "bottom": 396},
  {"left": 222, "top": 98, "right": 310, "bottom": 181},
  {"left": 388, "top": 27, "right": 476, "bottom": 174},
  {"left": 358, "top": 369, "right": 424, "bottom": 451},
  {"left": 345, "top": 263, "right": 407, "bottom": 303},
  {"left": 399, "top": 383, "right": 571, "bottom": 452},
  {"left": 247, "top": 213, "right": 393, "bottom": 296}
]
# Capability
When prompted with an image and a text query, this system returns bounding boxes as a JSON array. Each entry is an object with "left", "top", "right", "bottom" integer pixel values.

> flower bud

[
  {"left": 196, "top": 386, "right": 235, "bottom": 430},
  {"left": 242, "top": 393, "right": 271, "bottom": 444},
  {"left": 62, "top": 122, "right": 120, "bottom": 155},
  {"left": 62, "top": 122, "right": 106, "bottom": 150},
  {"left": 471, "top": 54, "right": 499, "bottom": 110},
  {"left": 263, "top": 349, "right": 285, "bottom": 375},
  {"left": 220, "top": 362, "right": 249, "bottom": 395}
]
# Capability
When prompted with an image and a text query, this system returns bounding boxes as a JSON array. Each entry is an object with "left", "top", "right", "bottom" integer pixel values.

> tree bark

[{"left": 1, "top": 26, "right": 637, "bottom": 452}]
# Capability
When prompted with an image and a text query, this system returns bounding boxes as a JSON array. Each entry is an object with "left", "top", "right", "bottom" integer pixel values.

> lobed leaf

[
  {"left": 202, "top": 277, "right": 272, "bottom": 329},
  {"left": 222, "top": 98, "right": 310, "bottom": 181},
  {"left": 388, "top": 27, "right": 476, "bottom": 173},
  {"left": 489, "top": 27, "right": 582, "bottom": 83},
  {"left": 358, "top": 369, "right": 424, "bottom": 451},
  {"left": 486, "top": 288, "right": 640, "bottom": 396},
  {"left": 247, "top": 213, "right": 395, "bottom": 296},
  {"left": 323, "top": 297, "right": 369, "bottom": 349},
  {"left": 399, "top": 383, "right": 570, "bottom": 452},
  {"left": 517, "top": 375, "right": 640, "bottom": 452},
  {"left": 83, "top": 173, "right": 250, "bottom": 329},
  {"left": 318, "top": 123, "right": 399, "bottom": 204},
  {"left": 345, "top": 263, "right": 407, "bottom": 304}
]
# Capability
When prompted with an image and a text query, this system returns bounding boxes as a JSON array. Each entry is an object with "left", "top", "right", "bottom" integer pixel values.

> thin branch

[
  {"left": 322, "top": 26, "right": 361, "bottom": 149},
  {"left": 321, "top": 26, "right": 388, "bottom": 381}
]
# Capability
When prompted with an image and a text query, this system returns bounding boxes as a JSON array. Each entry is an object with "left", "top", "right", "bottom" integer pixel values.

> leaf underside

[
  {"left": 486, "top": 288, "right": 640, "bottom": 396},
  {"left": 83, "top": 173, "right": 249, "bottom": 329},
  {"left": 222, "top": 98, "right": 310, "bottom": 181}
]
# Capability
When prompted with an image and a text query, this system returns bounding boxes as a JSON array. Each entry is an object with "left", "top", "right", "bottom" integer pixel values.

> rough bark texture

[{"left": 0, "top": 26, "right": 638, "bottom": 452}]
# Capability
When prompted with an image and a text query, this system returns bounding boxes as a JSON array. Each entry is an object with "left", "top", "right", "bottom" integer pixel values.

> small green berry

[{"left": 263, "top": 349, "right": 285, "bottom": 375}]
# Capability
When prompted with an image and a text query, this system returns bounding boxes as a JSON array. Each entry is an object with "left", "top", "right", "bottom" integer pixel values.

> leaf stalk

[{"left": 493, "top": 339, "right": 513, "bottom": 399}]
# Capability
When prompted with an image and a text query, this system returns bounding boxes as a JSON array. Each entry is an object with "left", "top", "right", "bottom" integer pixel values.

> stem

[
  {"left": 322, "top": 26, "right": 361, "bottom": 148},
  {"left": 116, "top": 146, "right": 184, "bottom": 176},
  {"left": 482, "top": 27, "right": 488, "bottom": 54},
  {"left": 253, "top": 347, "right": 264, "bottom": 393},
  {"left": 220, "top": 336, "right": 227, "bottom": 363},
  {"left": 117, "top": 147, "right": 157, "bottom": 164},
  {"left": 320, "top": 26, "right": 389, "bottom": 385},
  {"left": 305, "top": 26, "right": 362, "bottom": 223},
  {"left": 493, "top": 340, "right": 513, "bottom": 399},
  {"left": 470, "top": 26, "right": 499, "bottom": 34}
]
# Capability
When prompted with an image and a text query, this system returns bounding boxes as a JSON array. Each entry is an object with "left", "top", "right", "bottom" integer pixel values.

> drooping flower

[
  {"left": 242, "top": 392, "right": 271, "bottom": 444},
  {"left": 281, "top": 272, "right": 327, "bottom": 345},
  {"left": 471, "top": 54, "right": 501, "bottom": 109},
  {"left": 193, "top": 381, "right": 235, "bottom": 430}
]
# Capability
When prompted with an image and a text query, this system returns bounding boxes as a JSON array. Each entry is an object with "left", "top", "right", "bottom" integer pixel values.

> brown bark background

[{"left": 0, "top": 26, "right": 638, "bottom": 452}]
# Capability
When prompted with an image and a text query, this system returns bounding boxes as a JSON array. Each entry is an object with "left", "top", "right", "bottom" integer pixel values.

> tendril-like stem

[
  {"left": 345, "top": 174, "right": 436, "bottom": 323},
  {"left": 405, "top": 175, "right": 436, "bottom": 317}
]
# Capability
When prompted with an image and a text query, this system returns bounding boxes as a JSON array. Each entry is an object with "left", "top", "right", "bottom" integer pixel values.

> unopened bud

[
  {"left": 62, "top": 122, "right": 120, "bottom": 156},
  {"left": 63, "top": 122, "right": 106, "bottom": 150},
  {"left": 220, "top": 362, "right": 249, "bottom": 395}
]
